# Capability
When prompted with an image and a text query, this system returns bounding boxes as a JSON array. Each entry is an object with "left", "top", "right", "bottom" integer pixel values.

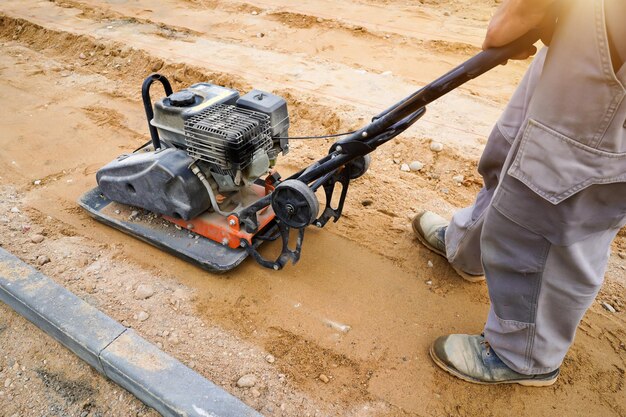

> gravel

[
  {"left": 602, "top": 302, "right": 617, "bottom": 313},
  {"left": 36, "top": 255, "right": 50, "bottom": 266},
  {"left": 430, "top": 142, "right": 444, "bottom": 152},
  {"left": 265, "top": 354, "right": 275, "bottom": 364},
  {"left": 409, "top": 161, "right": 424, "bottom": 172},
  {"left": 136, "top": 311, "right": 150, "bottom": 322},
  {"left": 30, "top": 234, "right": 45, "bottom": 244},
  {"left": 453, "top": 175, "right": 465, "bottom": 185},
  {"left": 400, "top": 164, "right": 410, "bottom": 172},
  {"left": 318, "top": 374, "right": 330, "bottom": 384},
  {"left": 236, "top": 374, "right": 257, "bottom": 388},
  {"left": 134, "top": 284, "right": 155, "bottom": 300}
]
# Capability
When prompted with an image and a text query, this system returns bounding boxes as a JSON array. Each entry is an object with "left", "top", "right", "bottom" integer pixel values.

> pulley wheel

[
  {"left": 271, "top": 180, "right": 319, "bottom": 229},
  {"left": 345, "top": 154, "right": 371, "bottom": 179}
]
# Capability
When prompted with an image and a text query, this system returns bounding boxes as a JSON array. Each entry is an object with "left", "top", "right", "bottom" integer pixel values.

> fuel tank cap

[{"left": 169, "top": 90, "right": 196, "bottom": 107}]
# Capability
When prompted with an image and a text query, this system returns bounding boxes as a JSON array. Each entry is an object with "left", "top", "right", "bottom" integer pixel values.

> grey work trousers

[{"left": 445, "top": 0, "right": 626, "bottom": 375}]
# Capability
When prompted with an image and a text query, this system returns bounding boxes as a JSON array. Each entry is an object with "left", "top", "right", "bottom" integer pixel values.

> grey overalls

[{"left": 445, "top": 0, "right": 626, "bottom": 374}]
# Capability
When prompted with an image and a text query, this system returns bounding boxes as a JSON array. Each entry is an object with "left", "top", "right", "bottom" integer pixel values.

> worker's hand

[{"left": 483, "top": 0, "right": 560, "bottom": 60}]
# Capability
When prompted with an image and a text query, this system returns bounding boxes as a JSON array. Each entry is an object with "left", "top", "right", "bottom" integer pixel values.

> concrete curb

[{"left": 0, "top": 248, "right": 262, "bottom": 417}]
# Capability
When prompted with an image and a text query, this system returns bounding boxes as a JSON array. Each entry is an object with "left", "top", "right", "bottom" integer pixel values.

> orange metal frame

[{"left": 164, "top": 183, "right": 275, "bottom": 249}]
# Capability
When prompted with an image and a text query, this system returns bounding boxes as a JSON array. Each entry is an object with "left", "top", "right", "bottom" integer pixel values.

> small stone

[
  {"left": 427, "top": 260, "right": 434, "bottom": 268},
  {"left": 79, "top": 52, "right": 86, "bottom": 59},
  {"left": 318, "top": 374, "right": 330, "bottom": 384},
  {"left": 618, "top": 252, "right": 625, "bottom": 260},
  {"left": 4, "top": 379, "right": 11, "bottom": 388},
  {"left": 381, "top": 71, "right": 393, "bottom": 77},
  {"left": 129, "top": 210, "right": 139, "bottom": 220},
  {"left": 426, "top": 280, "right": 433, "bottom": 286},
  {"left": 265, "top": 354, "right": 275, "bottom": 364},
  {"left": 251, "top": 10, "right": 258, "bottom": 15},
  {"left": 136, "top": 311, "right": 150, "bottom": 322},
  {"left": 168, "top": 333, "right": 180, "bottom": 344},
  {"left": 400, "top": 164, "right": 410, "bottom": 172},
  {"left": 453, "top": 175, "right": 465, "bottom": 185},
  {"left": 236, "top": 374, "right": 257, "bottom": 388},
  {"left": 430, "top": 142, "right": 444, "bottom": 152},
  {"left": 10, "top": 207, "right": 19, "bottom": 213},
  {"left": 250, "top": 388, "right": 261, "bottom": 398},
  {"left": 444, "top": 11, "right": 451, "bottom": 16},
  {"left": 31, "top": 234, "right": 45, "bottom": 244},
  {"left": 114, "top": 209, "right": 121, "bottom": 215},
  {"left": 33, "top": 180, "right": 41, "bottom": 185},
  {"left": 602, "top": 302, "right": 617, "bottom": 313},
  {"left": 135, "top": 284, "right": 155, "bottom": 299},
  {"left": 409, "top": 161, "right": 424, "bottom": 172},
  {"left": 36, "top": 255, "right": 50, "bottom": 266},
  {"left": 256, "top": 32, "right": 265, "bottom": 38}
]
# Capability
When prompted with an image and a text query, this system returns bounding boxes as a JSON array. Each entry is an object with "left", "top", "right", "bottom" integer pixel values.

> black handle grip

[
  {"left": 463, "top": 29, "right": 541, "bottom": 79},
  {"left": 374, "top": 30, "right": 541, "bottom": 123}
]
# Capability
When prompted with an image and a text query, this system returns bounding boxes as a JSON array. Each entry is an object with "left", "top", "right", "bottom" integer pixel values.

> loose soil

[{"left": 0, "top": 1, "right": 624, "bottom": 416}]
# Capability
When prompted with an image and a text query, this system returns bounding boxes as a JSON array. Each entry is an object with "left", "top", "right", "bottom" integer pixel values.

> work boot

[
  {"left": 430, "top": 334, "right": 560, "bottom": 387},
  {"left": 411, "top": 211, "right": 484, "bottom": 282}
]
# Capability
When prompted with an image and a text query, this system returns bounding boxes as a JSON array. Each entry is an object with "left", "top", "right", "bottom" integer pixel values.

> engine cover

[{"left": 96, "top": 148, "right": 210, "bottom": 220}]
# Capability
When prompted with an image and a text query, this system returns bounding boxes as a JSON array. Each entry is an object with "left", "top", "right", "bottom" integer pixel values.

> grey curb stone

[
  {"left": 0, "top": 248, "right": 126, "bottom": 374},
  {"left": 0, "top": 248, "right": 263, "bottom": 417},
  {"left": 101, "top": 330, "right": 262, "bottom": 417}
]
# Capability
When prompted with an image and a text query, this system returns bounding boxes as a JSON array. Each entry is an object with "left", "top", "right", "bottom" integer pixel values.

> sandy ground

[{"left": 0, "top": 0, "right": 624, "bottom": 416}]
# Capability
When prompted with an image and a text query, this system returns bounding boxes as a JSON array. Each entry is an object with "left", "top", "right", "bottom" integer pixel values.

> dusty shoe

[
  {"left": 412, "top": 211, "right": 484, "bottom": 282},
  {"left": 411, "top": 211, "right": 447, "bottom": 257},
  {"left": 430, "top": 334, "right": 559, "bottom": 387}
]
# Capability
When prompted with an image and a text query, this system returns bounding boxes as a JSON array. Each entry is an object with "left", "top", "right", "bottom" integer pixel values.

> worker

[{"left": 412, "top": 0, "right": 626, "bottom": 386}]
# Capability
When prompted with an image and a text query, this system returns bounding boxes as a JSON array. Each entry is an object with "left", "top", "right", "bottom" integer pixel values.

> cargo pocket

[
  {"left": 507, "top": 119, "right": 626, "bottom": 205},
  {"left": 494, "top": 119, "right": 626, "bottom": 246}
]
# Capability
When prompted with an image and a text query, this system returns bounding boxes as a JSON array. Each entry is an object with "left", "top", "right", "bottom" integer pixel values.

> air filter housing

[{"left": 184, "top": 104, "right": 273, "bottom": 171}]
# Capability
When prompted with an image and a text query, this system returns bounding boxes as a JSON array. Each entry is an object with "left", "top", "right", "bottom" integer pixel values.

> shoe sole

[
  {"left": 429, "top": 343, "right": 558, "bottom": 387},
  {"left": 412, "top": 220, "right": 485, "bottom": 283}
]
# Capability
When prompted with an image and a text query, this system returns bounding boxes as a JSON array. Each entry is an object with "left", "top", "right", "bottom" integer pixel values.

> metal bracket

[{"left": 241, "top": 222, "right": 305, "bottom": 270}]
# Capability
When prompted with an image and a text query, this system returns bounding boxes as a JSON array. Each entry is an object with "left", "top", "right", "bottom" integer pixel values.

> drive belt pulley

[{"left": 271, "top": 179, "right": 319, "bottom": 228}]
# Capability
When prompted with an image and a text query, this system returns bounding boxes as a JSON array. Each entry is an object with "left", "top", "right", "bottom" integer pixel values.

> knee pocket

[{"left": 481, "top": 207, "right": 550, "bottom": 323}]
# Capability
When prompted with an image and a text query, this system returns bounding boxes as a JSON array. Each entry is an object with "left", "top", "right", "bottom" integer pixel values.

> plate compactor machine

[{"left": 79, "top": 32, "right": 539, "bottom": 273}]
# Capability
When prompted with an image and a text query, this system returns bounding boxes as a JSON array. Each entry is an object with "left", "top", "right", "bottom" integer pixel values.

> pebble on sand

[
  {"left": 265, "top": 354, "right": 276, "bottom": 364},
  {"left": 236, "top": 374, "right": 257, "bottom": 388},
  {"left": 318, "top": 374, "right": 330, "bottom": 384},
  {"left": 10, "top": 207, "right": 20, "bottom": 213},
  {"left": 134, "top": 284, "right": 155, "bottom": 300},
  {"left": 453, "top": 175, "right": 465, "bottom": 185},
  {"left": 136, "top": 311, "right": 150, "bottom": 322},
  {"left": 36, "top": 255, "right": 50, "bottom": 266},
  {"left": 31, "top": 234, "right": 45, "bottom": 244},
  {"left": 400, "top": 164, "right": 411, "bottom": 172},
  {"left": 409, "top": 161, "right": 424, "bottom": 172},
  {"left": 602, "top": 302, "right": 617, "bottom": 313},
  {"left": 430, "top": 142, "right": 444, "bottom": 152}
]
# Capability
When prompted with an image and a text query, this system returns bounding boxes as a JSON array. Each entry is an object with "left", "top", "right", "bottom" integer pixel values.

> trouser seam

[{"left": 524, "top": 240, "right": 552, "bottom": 372}]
